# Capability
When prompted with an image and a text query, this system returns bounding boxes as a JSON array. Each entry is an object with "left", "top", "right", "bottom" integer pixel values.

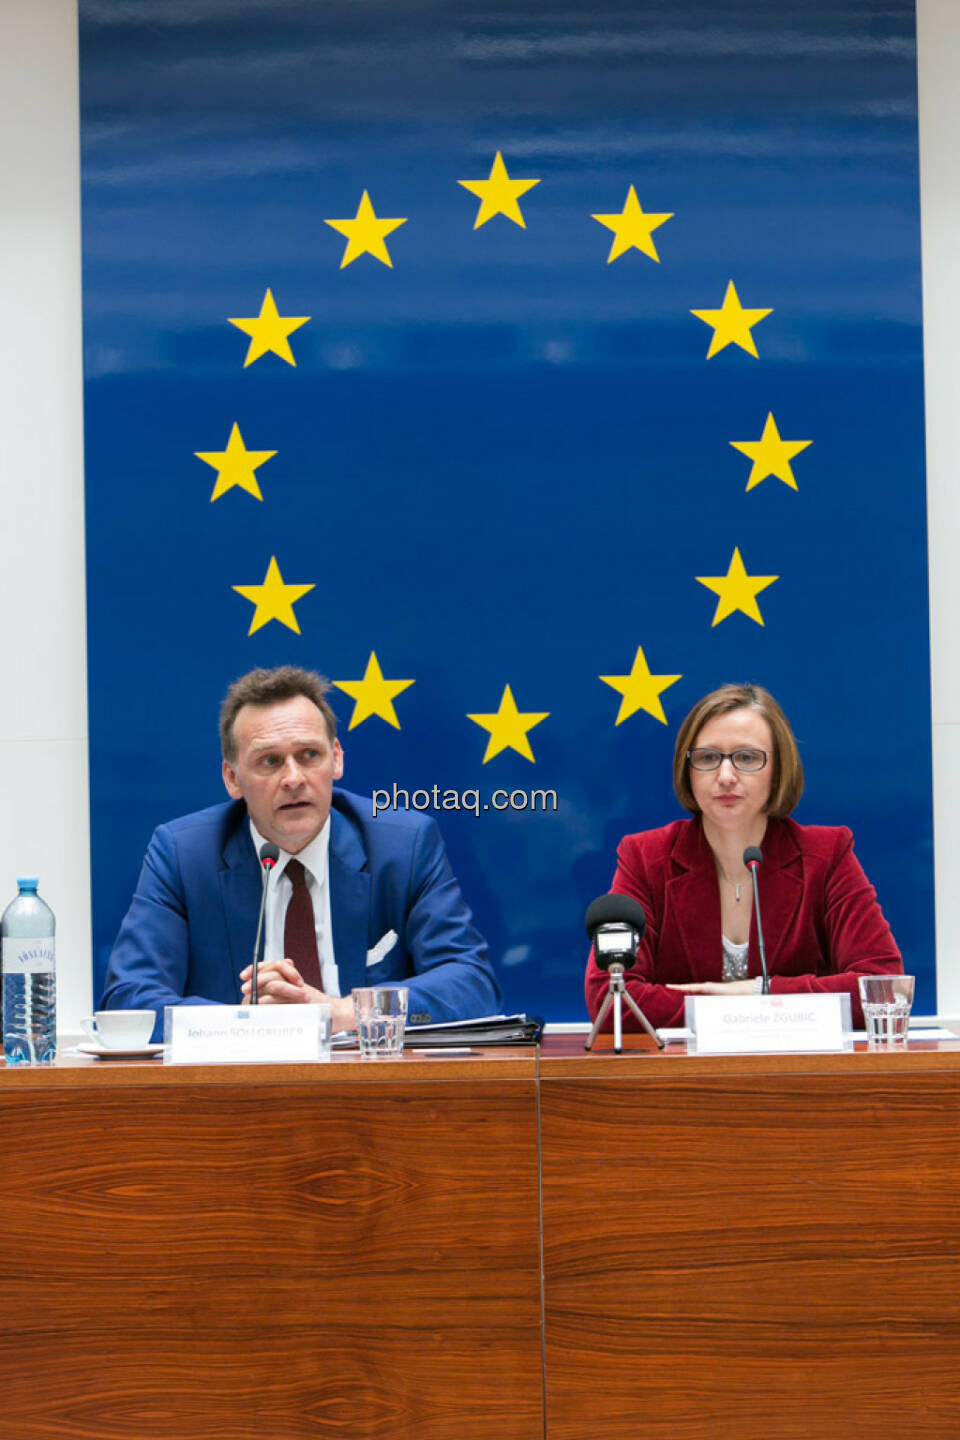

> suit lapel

[
  {"left": 660, "top": 816, "right": 803, "bottom": 981},
  {"left": 328, "top": 808, "right": 371, "bottom": 998},
  {"left": 219, "top": 815, "right": 261, "bottom": 1001},
  {"left": 665, "top": 820, "right": 723, "bottom": 979},
  {"left": 751, "top": 819, "right": 803, "bottom": 975}
]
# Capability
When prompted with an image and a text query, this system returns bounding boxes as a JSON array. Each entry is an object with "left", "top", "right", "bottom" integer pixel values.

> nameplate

[
  {"left": 685, "top": 994, "right": 846, "bottom": 1054},
  {"left": 164, "top": 1005, "right": 331, "bottom": 1064}
]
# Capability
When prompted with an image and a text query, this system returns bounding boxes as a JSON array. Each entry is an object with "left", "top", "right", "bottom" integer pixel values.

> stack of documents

[
  {"left": 333, "top": 1013, "right": 543, "bottom": 1049},
  {"left": 403, "top": 1014, "right": 544, "bottom": 1047}
]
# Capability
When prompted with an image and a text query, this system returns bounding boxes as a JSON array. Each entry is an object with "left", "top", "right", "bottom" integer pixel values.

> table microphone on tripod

[{"left": 584, "top": 894, "right": 664, "bottom": 1053}]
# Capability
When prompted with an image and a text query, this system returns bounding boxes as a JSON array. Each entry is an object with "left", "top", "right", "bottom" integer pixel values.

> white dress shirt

[{"left": 249, "top": 817, "right": 339, "bottom": 996}]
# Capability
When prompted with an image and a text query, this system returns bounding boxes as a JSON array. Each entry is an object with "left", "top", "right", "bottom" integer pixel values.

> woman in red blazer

[{"left": 585, "top": 683, "right": 902, "bottom": 1031}]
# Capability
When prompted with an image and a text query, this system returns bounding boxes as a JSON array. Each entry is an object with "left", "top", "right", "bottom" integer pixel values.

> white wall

[
  {"left": 0, "top": 0, "right": 90, "bottom": 1034},
  {"left": 0, "top": 1, "right": 956, "bottom": 1030},
  {"left": 918, "top": 0, "right": 960, "bottom": 1015}
]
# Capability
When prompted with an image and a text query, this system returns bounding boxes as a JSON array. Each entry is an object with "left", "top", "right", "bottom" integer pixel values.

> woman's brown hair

[{"left": 672, "top": 683, "right": 804, "bottom": 819}]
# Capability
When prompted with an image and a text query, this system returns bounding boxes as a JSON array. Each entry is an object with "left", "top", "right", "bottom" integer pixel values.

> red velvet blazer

[{"left": 585, "top": 816, "right": 902, "bottom": 1031}]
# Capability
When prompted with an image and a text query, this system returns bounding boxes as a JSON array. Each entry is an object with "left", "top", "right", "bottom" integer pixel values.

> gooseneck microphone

[
  {"left": 743, "top": 846, "right": 770, "bottom": 995},
  {"left": 584, "top": 894, "right": 664, "bottom": 1053},
  {"left": 251, "top": 842, "right": 279, "bottom": 1005}
]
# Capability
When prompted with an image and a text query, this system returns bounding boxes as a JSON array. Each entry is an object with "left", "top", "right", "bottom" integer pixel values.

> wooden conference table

[{"left": 2, "top": 1034, "right": 959, "bottom": 1440}]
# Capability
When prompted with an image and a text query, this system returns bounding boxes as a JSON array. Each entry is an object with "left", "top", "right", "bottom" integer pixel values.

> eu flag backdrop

[{"left": 80, "top": 0, "right": 933, "bottom": 1016}]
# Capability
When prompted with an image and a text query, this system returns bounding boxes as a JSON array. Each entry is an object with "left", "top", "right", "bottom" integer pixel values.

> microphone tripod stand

[{"left": 585, "top": 962, "right": 665, "bottom": 1053}]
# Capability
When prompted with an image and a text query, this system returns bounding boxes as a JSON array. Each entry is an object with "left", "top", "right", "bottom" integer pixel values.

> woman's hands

[{"left": 666, "top": 980, "right": 757, "bottom": 995}]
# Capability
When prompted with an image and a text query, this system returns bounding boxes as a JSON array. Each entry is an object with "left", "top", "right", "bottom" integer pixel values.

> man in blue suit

[{"left": 102, "top": 666, "right": 500, "bottom": 1038}]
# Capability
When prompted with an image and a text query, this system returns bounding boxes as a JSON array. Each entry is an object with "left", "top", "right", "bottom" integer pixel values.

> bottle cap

[{"left": 16, "top": 877, "right": 39, "bottom": 890}]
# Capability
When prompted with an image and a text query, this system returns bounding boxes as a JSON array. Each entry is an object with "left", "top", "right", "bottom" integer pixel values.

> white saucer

[{"left": 77, "top": 1041, "right": 164, "bottom": 1059}]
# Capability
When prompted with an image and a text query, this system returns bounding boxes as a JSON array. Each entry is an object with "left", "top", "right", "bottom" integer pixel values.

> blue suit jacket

[{"left": 101, "top": 789, "right": 500, "bottom": 1039}]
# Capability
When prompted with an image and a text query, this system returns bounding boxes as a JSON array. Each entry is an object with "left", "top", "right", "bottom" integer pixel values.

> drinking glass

[
  {"left": 352, "top": 986, "right": 409, "bottom": 1058},
  {"left": 858, "top": 974, "right": 915, "bottom": 1045}
]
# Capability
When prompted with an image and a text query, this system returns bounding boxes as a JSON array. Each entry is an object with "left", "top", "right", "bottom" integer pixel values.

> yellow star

[
  {"left": 228, "top": 288, "right": 310, "bottom": 368},
  {"left": 696, "top": 547, "right": 779, "bottom": 627},
  {"left": 333, "top": 651, "right": 415, "bottom": 730},
  {"left": 691, "top": 280, "right": 772, "bottom": 359},
  {"left": 195, "top": 423, "right": 277, "bottom": 503},
  {"left": 467, "top": 684, "right": 549, "bottom": 763},
  {"left": 324, "top": 190, "right": 407, "bottom": 268},
  {"left": 232, "top": 556, "right": 315, "bottom": 636},
  {"left": 599, "top": 646, "right": 682, "bottom": 726},
  {"left": 730, "top": 412, "right": 812, "bottom": 492},
  {"left": 458, "top": 151, "right": 541, "bottom": 229},
  {"left": 591, "top": 186, "right": 674, "bottom": 263}
]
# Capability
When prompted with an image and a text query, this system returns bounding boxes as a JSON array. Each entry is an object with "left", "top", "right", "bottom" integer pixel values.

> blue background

[{"left": 80, "top": 0, "right": 932, "bottom": 1015}]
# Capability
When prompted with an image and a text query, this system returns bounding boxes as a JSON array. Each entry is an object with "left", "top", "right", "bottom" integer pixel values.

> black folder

[{"left": 403, "top": 1013, "right": 544, "bottom": 1048}]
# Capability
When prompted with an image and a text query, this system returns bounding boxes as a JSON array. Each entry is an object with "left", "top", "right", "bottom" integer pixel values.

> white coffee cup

[{"left": 80, "top": 1009, "right": 155, "bottom": 1050}]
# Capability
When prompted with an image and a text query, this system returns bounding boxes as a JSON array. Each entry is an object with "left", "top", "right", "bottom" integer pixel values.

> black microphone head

[
  {"left": 585, "top": 893, "right": 647, "bottom": 942},
  {"left": 743, "top": 845, "right": 763, "bottom": 867},
  {"left": 259, "top": 842, "right": 280, "bottom": 868}
]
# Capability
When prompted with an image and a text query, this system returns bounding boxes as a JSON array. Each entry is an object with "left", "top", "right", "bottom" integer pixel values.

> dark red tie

[{"left": 283, "top": 859, "right": 323, "bottom": 990}]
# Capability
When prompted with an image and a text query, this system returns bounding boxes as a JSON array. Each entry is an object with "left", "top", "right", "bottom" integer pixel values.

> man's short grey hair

[{"left": 219, "top": 666, "right": 338, "bottom": 762}]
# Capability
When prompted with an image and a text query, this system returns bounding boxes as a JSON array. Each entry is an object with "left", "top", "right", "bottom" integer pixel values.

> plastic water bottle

[{"left": 2, "top": 877, "right": 57, "bottom": 1065}]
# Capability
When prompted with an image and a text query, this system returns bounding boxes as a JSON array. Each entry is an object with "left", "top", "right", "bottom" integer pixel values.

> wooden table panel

[
  {"left": 8, "top": 1038, "right": 960, "bottom": 1440},
  {"left": 0, "top": 1061, "right": 542, "bottom": 1440},
  {"left": 541, "top": 1042, "right": 960, "bottom": 1440}
]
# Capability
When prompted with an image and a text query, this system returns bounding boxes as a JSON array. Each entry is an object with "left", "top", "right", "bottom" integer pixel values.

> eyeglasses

[{"left": 687, "top": 748, "right": 769, "bottom": 773}]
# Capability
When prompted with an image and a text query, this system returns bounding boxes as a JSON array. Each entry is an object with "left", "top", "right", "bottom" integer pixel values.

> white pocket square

[{"left": 366, "top": 930, "right": 398, "bottom": 967}]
